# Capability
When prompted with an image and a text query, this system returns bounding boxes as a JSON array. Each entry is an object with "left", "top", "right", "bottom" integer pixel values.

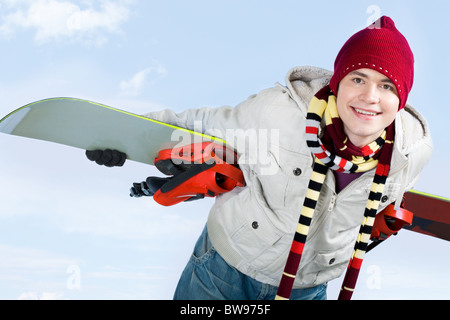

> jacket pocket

[
  {"left": 312, "top": 244, "right": 354, "bottom": 285},
  {"left": 376, "top": 181, "right": 401, "bottom": 212},
  {"left": 256, "top": 145, "right": 313, "bottom": 211},
  {"left": 230, "top": 215, "right": 284, "bottom": 270}
]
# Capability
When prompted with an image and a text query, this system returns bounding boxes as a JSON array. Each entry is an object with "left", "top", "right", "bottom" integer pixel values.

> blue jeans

[{"left": 174, "top": 226, "right": 327, "bottom": 300}]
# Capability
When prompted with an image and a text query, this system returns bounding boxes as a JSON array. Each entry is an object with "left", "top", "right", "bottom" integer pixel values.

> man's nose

[{"left": 359, "top": 84, "right": 380, "bottom": 104}]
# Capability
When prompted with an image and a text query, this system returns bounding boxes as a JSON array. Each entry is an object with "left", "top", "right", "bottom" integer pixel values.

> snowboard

[
  {"left": 0, "top": 97, "right": 224, "bottom": 165},
  {"left": 402, "top": 190, "right": 450, "bottom": 242}
]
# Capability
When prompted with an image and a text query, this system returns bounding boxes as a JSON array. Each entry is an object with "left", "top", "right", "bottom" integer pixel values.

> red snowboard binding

[
  {"left": 368, "top": 198, "right": 414, "bottom": 252},
  {"left": 371, "top": 202, "right": 414, "bottom": 241},
  {"left": 130, "top": 142, "right": 245, "bottom": 206}
]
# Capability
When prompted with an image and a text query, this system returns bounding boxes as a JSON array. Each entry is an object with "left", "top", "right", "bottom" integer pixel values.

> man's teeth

[{"left": 354, "top": 108, "right": 378, "bottom": 116}]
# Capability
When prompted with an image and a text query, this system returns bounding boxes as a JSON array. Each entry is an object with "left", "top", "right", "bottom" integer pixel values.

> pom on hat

[{"left": 329, "top": 16, "right": 414, "bottom": 110}]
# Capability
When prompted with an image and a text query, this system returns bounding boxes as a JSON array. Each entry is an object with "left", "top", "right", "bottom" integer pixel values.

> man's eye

[
  {"left": 382, "top": 84, "right": 394, "bottom": 91},
  {"left": 352, "top": 78, "right": 363, "bottom": 84}
]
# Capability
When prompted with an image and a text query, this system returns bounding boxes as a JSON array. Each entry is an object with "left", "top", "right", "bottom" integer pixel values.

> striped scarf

[{"left": 275, "top": 85, "right": 395, "bottom": 300}]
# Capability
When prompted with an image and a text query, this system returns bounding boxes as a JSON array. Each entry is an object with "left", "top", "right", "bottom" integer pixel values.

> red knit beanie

[{"left": 329, "top": 16, "right": 414, "bottom": 110}]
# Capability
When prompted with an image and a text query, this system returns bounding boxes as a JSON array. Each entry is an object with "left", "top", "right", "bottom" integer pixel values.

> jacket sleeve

[{"left": 142, "top": 85, "right": 291, "bottom": 153}]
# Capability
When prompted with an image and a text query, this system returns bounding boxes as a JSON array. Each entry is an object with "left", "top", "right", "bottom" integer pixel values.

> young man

[{"left": 87, "top": 16, "right": 432, "bottom": 300}]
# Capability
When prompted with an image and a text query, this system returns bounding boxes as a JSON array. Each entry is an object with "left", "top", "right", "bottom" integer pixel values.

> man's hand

[
  {"left": 85, "top": 149, "right": 127, "bottom": 167},
  {"left": 130, "top": 177, "right": 170, "bottom": 198}
]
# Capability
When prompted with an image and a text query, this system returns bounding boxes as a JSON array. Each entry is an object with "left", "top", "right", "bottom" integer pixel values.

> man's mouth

[{"left": 352, "top": 107, "right": 380, "bottom": 116}]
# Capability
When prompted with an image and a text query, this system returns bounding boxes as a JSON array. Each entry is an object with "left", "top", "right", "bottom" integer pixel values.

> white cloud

[
  {"left": 120, "top": 64, "right": 167, "bottom": 96},
  {"left": 0, "top": 0, "right": 132, "bottom": 45}
]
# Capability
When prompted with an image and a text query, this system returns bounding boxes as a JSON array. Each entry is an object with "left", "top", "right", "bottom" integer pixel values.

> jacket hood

[
  {"left": 396, "top": 104, "right": 432, "bottom": 156},
  {"left": 285, "top": 66, "right": 333, "bottom": 115}
]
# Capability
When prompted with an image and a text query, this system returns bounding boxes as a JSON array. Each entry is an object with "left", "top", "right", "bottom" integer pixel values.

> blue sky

[{"left": 0, "top": 0, "right": 449, "bottom": 300}]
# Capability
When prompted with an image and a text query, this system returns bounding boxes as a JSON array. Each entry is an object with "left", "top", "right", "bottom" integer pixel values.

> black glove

[
  {"left": 86, "top": 149, "right": 127, "bottom": 167},
  {"left": 130, "top": 181, "right": 153, "bottom": 197},
  {"left": 130, "top": 177, "right": 170, "bottom": 198}
]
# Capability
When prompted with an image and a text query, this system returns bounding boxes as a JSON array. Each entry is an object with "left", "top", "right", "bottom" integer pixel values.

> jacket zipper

[{"left": 328, "top": 195, "right": 337, "bottom": 212}]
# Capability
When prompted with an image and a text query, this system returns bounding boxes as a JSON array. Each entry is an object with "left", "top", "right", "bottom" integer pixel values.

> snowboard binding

[
  {"left": 130, "top": 142, "right": 245, "bottom": 206},
  {"left": 371, "top": 201, "right": 414, "bottom": 241},
  {"left": 367, "top": 198, "right": 414, "bottom": 252}
]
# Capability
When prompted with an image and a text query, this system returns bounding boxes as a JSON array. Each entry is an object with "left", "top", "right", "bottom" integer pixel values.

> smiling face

[{"left": 336, "top": 68, "right": 400, "bottom": 148}]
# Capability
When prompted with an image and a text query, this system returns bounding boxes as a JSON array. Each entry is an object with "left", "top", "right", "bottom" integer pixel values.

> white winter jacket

[{"left": 145, "top": 66, "right": 433, "bottom": 288}]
